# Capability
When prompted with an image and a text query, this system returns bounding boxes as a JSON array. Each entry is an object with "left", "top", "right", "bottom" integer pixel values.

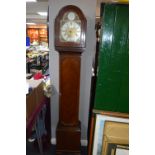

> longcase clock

[{"left": 54, "top": 5, "right": 87, "bottom": 155}]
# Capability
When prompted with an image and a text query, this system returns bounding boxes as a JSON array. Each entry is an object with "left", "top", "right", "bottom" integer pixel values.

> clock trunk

[{"left": 56, "top": 52, "right": 82, "bottom": 154}]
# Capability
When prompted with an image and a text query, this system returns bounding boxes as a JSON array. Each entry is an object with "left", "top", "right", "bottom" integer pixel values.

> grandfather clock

[{"left": 54, "top": 5, "right": 87, "bottom": 155}]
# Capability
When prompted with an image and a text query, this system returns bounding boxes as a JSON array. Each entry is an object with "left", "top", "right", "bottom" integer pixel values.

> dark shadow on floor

[{"left": 26, "top": 140, "right": 87, "bottom": 155}]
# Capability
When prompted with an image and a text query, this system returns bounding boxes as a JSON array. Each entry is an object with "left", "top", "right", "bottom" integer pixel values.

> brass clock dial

[
  {"left": 60, "top": 21, "right": 81, "bottom": 42},
  {"left": 59, "top": 11, "right": 82, "bottom": 43}
]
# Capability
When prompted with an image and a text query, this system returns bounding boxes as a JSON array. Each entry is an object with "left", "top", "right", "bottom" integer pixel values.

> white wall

[{"left": 48, "top": 0, "right": 96, "bottom": 145}]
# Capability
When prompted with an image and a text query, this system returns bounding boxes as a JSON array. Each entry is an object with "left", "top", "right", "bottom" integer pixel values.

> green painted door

[{"left": 94, "top": 4, "right": 129, "bottom": 113}]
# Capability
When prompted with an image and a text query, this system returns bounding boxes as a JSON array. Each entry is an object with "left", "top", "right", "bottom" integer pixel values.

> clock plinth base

[{"left": 56, "top": 122, "right": 81, "bottom": 155}]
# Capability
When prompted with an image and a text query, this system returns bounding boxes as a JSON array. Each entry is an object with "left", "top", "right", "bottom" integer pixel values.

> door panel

[{"left": 94, "top": 4, "right": 129, "bottom": 113}]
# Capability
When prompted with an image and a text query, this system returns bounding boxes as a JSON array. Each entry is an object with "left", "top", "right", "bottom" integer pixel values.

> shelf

[{"left": 27, "top": 27, "right": 48, "bottom": 43}]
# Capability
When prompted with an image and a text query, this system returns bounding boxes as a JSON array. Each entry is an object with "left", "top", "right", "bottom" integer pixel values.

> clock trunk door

[{"left": 59, "top": 52, "right": 81, "bottom": 126}]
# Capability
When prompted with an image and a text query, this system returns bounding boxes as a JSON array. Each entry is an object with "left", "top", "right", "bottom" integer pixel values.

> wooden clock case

[
  {"left": 55, "top": 5, "right": 87, "bottom": 52},
  {"left": 54, "top": 5, "right": 87, "bottom": 155}
]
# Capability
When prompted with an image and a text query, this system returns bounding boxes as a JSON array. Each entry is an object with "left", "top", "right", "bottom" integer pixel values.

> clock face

[
  {"left": 60, "top": 21, "right": 81, "bottom": 42},
  {"left": 59, "top": 11, "right": 82, "bottom": 43}
]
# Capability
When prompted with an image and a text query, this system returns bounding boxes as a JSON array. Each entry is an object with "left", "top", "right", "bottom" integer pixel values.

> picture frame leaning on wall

[
  {"left": 101, "top": 121, "right": 129, "bottom": 155},
  {"left": 92, "top": 111, "right": 129, "bottom": 155}
]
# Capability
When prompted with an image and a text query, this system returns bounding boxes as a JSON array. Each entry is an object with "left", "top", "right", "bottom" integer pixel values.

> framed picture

[
  {"left": 92, "top": 113, "right": 129, "bottom": 155},
  {"left": 101, "top": 121, "right": 129, "bottom": 155}
]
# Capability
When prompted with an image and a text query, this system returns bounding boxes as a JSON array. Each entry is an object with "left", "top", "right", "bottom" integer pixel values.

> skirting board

[{"left": 51, "top": 138, "right": 88, "bottom": 146}]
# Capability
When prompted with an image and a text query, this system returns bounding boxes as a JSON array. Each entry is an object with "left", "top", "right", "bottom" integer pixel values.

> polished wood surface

[
  {"left": 56, "top": 51, "right": 82, "bottom": 154},
  {"left": 56, "top": 122, "right": 81, "bottom": 155},
  {"left": 59, "top": 52, "right": 81, "bottom": 126}
]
